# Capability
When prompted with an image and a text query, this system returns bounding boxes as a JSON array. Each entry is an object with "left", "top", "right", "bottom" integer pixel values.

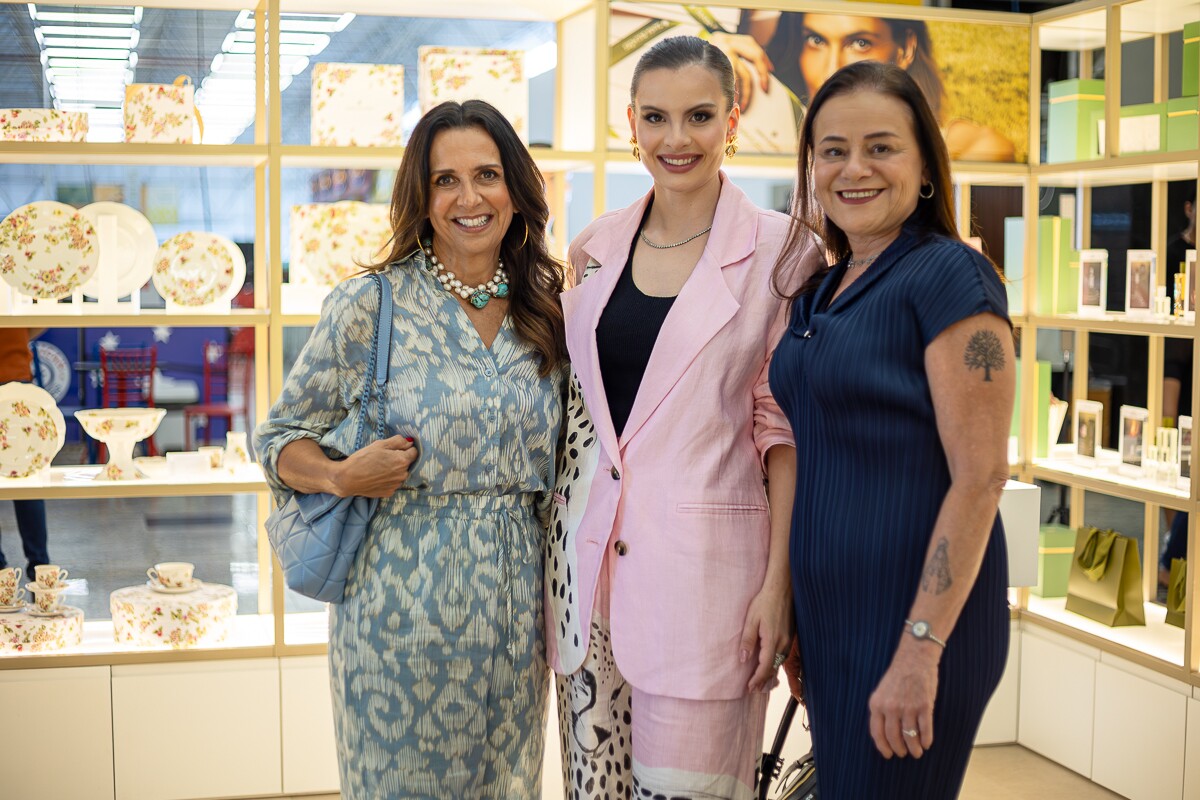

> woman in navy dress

[{"left": 769, "top": 61, "right": 1014, "bottom": 798}]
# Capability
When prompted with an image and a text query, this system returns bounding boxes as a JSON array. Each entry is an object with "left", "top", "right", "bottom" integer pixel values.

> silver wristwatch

[{"left": 905, "top": 619, "right": 947, "bottom": 649}]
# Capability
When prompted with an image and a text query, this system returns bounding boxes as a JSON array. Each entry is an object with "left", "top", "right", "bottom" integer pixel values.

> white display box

[{"left": 1000, "top": 479, "right": 1040, "bottom": 588}]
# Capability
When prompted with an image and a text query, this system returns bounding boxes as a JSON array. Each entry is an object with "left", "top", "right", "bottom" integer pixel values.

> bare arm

[
  {"left": 742, "top": 442, "right": 796, "bottom": 691},
  {"left": 868, "top": 312, "right": 1015, "bottom": 759},
  {"left": 276, "top": 435, "right": 418, "bottom": 499}
]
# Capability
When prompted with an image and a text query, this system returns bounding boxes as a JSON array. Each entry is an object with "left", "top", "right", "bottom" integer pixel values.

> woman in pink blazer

[{"left": 546, "top": 36, "right": 822, "bottom": 800}]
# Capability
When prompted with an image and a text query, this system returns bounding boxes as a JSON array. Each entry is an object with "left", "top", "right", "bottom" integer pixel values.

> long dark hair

[
  {"left": 772, "top": 61, "right": 962, "bottom": 301},
  {"left": 369, "top": 100, "right": 565, "bottom": 376},
  {"left": 631, "top": 35, "right": 736, "bottom": 111},
  {"left": 762, "top": 12, "right": 944, "bottom": 119}
]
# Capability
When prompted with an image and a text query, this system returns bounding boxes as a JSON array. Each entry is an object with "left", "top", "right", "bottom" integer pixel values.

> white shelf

[
  {"left": 1025, "top": 595, "right": 1184, "bottom": 668},
  {"left": 0, "top": 308, "right": 270, "bottom": 329},
  {"left": 1029, "top": 313, "right": 1199, "bottom": 337},
  {"left": 0, "top": 612, "right": 275, "bottom": 660},
  {"left": 284, "top": 610, "right": 329, "bottom": 646},
  {"left": 0, "top": 142, "right": 267, "bottom": 167},
  {"left": 0, "top": 466, "right": 268, "bottom": 500},
  {"left": 1031, "top": 445, "right": 1191, "bottom": 507}
]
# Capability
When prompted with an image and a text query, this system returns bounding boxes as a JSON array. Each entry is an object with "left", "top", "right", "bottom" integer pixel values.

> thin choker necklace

[
  {"left": 419, "top": 242, "right": 509, "bottom": 309},
  {"left": 640, "top": 224, "right": 712, "bottom": 249}
]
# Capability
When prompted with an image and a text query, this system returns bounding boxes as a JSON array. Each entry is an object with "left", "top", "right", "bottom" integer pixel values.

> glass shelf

[
  {"left": 1032, "top": 445, "right": 1191, "bottom": 509},
  {"left": 0, "top": 466, "right": 268, "bottom": 501}
]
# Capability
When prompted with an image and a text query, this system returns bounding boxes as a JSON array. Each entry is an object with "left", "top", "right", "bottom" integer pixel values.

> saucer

[
  {"left": 0, "top": 602, "right": 25, "bottom": 613},
  {"left": 147, "top": 579, "right": 201, "bottom": 594},
  {"left": 26, "top": 606, "right": 69, "bottom": 617},
  {"left": 25, "top": 582, "right": 67, "bottom": 592}
]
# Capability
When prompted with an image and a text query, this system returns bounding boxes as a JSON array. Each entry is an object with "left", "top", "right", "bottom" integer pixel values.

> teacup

[
  {"left": 147, "top": 562, "right": 194, "bottom": 589},
  {"left": 0, "top": 567, "right": 24, "bottom": 606},
  {"left": 34, "top": 564, "right": 68, "bottom": 589},
  {"left": 28, "top": 585, "right": 64, "bottom": 614},
  {"left": 198, "top": 446, "right": 224, "bottom": 469}
]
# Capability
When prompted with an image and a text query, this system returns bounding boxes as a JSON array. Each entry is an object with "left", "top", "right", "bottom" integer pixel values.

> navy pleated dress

[{"left": 769, "top": 224, "right": 1011, "bottom": 799}]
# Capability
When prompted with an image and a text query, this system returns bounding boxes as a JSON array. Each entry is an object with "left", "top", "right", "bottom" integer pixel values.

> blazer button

[
  {"left": 613, "top": 540, "right": 628, "bottom": 556},
  {"left": 610, "top": 466, "right": 620, "bottom": 480}
]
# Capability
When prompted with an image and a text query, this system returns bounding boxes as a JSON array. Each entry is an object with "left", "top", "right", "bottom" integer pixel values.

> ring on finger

[
  {"left": 771, "top": 652, "right": 787, "bottom": 669},
  {"left": 902, "top": 728, "right": 919, "bottom": 738}
]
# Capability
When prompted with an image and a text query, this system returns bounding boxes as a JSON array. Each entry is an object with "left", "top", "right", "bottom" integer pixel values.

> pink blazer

[{"left": 545, "top": 175, "right": 822, "bottom": 700}]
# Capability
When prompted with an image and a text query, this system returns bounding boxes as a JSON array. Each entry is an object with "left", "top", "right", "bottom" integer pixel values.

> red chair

[
  {"left": 183, "top": 340, "right": 252, "bottom": 449},
  {"left": 98, "top": 346, "right": 159, "bottom": 458}
]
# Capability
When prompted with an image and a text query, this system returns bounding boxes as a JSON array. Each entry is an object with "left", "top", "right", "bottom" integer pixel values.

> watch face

[{"left": 912, "top": 621, "right": 929, "bottom": 638}]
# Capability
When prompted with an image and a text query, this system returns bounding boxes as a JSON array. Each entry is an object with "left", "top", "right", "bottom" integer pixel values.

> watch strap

[{"left": 905, "top": 618, "right": 947, "bottom": 649}]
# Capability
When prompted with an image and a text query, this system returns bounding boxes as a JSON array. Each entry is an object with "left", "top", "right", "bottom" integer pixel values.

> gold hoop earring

[
  {"left": 519, "top": 217, "right": 529, "bottom": 249},
  {"left": 919, "top": 182, "right": 935, "bottom": 199},
  {"left": 630, "top": 136, "right": 640, "bottom": 161},
  {"left": 724, "top": 135, "right": 739, "bottom": 159}
]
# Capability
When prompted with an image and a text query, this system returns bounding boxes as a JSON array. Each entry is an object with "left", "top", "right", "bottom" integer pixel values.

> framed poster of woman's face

[
  {"left": 1075, "top": 400, "right": 1103, "bottom": 462},
  {"left": 1078, "top": 249, "right": 1108, "bottom": 316},
  {"left": 1125, "top": 250, "right": 1156, "bottom": 316}
]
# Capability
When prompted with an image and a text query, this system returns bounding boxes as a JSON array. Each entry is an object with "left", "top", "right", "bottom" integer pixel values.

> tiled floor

[{"left": 271, "top": 746, "right": 1124, "bottom": 799}]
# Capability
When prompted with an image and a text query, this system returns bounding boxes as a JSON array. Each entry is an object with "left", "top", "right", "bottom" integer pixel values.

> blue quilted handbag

[{"left": 265, "top": 272, "right": 393, "bottom": 603}]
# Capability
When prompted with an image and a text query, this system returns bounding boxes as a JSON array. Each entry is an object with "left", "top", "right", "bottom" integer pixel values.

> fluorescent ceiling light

[
  {"left": 31, "top": 9, "right": 140, "bottom": 24},
  {"left": 234, "top": 9, "right": 353, "bottom": 33},
  {"left": 46, "top": 54, "right": 138, "bottom": 70},
  {"left": 37, "top": 25, "right": 137, "bottom": 37},
  {"left": 40, "top": 37, "right": 136, "bottom": 50},
  {"left": 43, "top": 48, "right": 130, "bottom": 60}
]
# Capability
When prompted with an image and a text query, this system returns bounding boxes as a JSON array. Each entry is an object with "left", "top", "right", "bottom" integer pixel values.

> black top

[{"left": 596, "top": 241, "right": 676, "bottom": 437}]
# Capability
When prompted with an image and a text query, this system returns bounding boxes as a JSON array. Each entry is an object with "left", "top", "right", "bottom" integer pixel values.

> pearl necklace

[{"left": 421, "top": 244, "right": 509, "bottom": 309}]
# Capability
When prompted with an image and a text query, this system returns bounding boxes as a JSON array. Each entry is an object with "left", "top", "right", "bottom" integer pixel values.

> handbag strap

[
  {"left": 1077, "top": 527, "right": 1118, "bottom": 581},
  {"left": 758, "top": 695, "right": 800, "bottom": 800},
  {"left": 351, "top": 272, "right": 394, "bottom": 452}
]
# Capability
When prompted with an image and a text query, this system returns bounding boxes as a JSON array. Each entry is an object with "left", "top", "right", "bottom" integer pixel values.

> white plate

[
  {"left": 26, "top": 606, "right": 70, "bottom": 618},
  {"left": 147, "top": 579, "right": 201, "bottom": 594},
  {"left": 0, "top": 383, "right": 64, "bottom": 478},
  {"left": 152, "top": 231, "right": 245, "bottom": 307},
  {"left": 0, "top": 603, "right": 24, "bottom": 613},
  {"left": 0, "top": 201, "right": 98, "bottom": 299},
  {"left": 78, "top": 202, "right": 157, "bottom": 299}
]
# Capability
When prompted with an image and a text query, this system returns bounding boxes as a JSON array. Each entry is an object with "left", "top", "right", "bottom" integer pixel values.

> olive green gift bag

[
  {"left": 1165, "top": 558, "right": 1187, "bottom": 629},
  {"left": 1065, "top": 527, "right": 1146, "bottom": 626}
]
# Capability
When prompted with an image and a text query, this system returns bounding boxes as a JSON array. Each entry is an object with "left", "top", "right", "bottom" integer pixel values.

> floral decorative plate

[
  {"left": 0, "top": 382, "right": 64, "bottom": 478},
  {"left": 152, "top": 231, "right": 245, "bottom": 307},
  {"left": 79, "top": 202, "right": 158, "bottom": 299},
  {"left": 0, "top": 201, "right": 99, "bottom": 299},
  {"left": 290, "top": 202, "right": 389, "bottom": 288},
  {"left": 26, "top": 606, "right": 70, "bottom": 618}
]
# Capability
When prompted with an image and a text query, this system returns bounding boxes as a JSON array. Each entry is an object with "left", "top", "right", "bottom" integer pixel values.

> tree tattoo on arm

[
  {"left": 964, "top": 330, "right": 1005, "bottom": 381},
  {"left": 921, "top": 537, "right": 953, "bottom": 594}
]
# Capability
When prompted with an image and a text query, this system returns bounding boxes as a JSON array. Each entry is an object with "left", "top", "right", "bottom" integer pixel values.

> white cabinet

[
  {"left": 1018, "top": 627, "right": 1097, "bottom": 777},
  {"left": 280, "top": 656, "right": 340, "bottom": 795},
  {"left": 112, "top": 659, "right": 281, "bottom": 800},
  {"left": 0, "top": 666, "right": 114, "bottom": 799},
  {"left": 1185, "top": 696, "right": 1200, "bottom": 800},
  {"left": 976, "top": 620, "right": 1021, "bottom": 745},
  {"left": 1091, "top": 658, "right": 1187, "bottom": 800}
]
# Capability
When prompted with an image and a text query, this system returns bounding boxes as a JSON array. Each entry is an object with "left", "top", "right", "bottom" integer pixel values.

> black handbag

[{"left": 757, "top": 696, "right": 818, "bottom": 800}]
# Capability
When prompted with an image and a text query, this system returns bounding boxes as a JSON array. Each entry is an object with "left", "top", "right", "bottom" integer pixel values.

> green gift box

[
  {"left": 1013, "top": 359, "right": 1053, "bottom": 456},
  {"left": 1034, "top": 216, "right": 1078, "bottom": 316},
  {"left": 1167, "top": 96, "right": 1198, "bottom": 152},
  {"left": 1034, "top": 524, "right": 1076, "bottom": 598},
  {"left": 1185, "top": 22, "right": 1199, "bottom": 97},
  {"left": 1003, "top": 216, "right": 1024, "bottom": 314},
  {"left": 1047, "top": 79, "right": 1105, "bottom": 163},
  {"left": 1099, "top": 102, "right": 1166, "bottom": 154}
]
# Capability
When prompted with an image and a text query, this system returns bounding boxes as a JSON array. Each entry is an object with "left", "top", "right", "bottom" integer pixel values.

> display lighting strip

[
  {"left": 29, "top": 4, "right": 143, "bottom": 143},
  {"left": 194, "top": 9, "right": 353, "bottom": 145}
]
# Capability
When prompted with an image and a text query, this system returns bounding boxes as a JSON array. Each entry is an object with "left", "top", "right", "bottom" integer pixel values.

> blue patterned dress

[{"left": 256, "top": 252, "right": 564, "bottom": 799}]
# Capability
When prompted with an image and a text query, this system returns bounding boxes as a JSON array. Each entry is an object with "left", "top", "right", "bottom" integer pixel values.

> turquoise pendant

[
  {"left": 495, "top": 282, "right": 509, "bottom": 298},
  {"left": 469, "top": 290, "right": 490, "bottom": 309}
]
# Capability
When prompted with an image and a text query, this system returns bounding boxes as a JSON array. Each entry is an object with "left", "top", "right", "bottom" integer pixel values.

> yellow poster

[{"left": 609, "top": 4, "right": 1030, "bottom": 163}]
